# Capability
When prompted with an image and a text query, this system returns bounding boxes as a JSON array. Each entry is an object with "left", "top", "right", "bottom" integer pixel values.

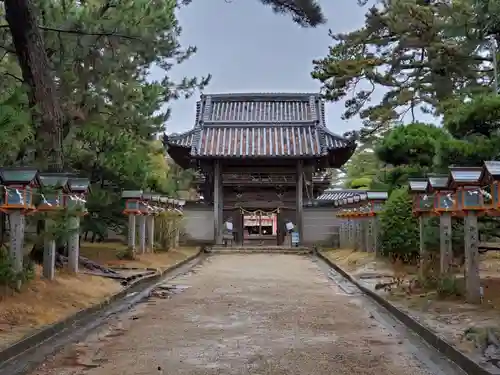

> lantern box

[
  {"left": 66, "top": 178, "right": 91, "bottom": 212},
  {"left": 427, "top": 176, "right": 456, "bottom": 213},
  {"left": 38, "top": 174, "right": 70, "bottom": 211},
  {"left": 366, "top": 191, "right": 388, "bottom": 216},
  {"left": 0, "top": 168, "right": 40, "bottom": 211},
  {"left": 122, "top": 190, "right": 143, "bottom": 215},
  {"left": 408, "top": 179, "right": 431, "bottom": 214},
  {"left": 140, "top": 193, "right": 155, "bottom": 215},
  {"left": 159, "top": 196, "right": 168, "bottom": 209},
  {"left": 480, "top": 161, "right": 500, "bottom": 211},
  {"left": 359, "top": 202, "right": 372, "bottom": 217},
  {"left": 448, "top": 167, "right": 483, "bottom": 212}
]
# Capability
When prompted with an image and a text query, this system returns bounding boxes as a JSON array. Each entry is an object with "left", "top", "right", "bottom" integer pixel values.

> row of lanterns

[
  {"left": 121, "top": 190, "right": 186, "bottom": 216},
  {"left": 334, "top": 191, "right": 389, "bottom": 218},
  {"left": 0, "top": 168, "right": 90, "bottom": 214},
  {"left": 408, "top": 163, "right": 500, "bottom": 216}
]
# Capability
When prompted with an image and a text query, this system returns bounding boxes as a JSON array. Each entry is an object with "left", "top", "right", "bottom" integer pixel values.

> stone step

[{"left": 209, "top": 246, "right": 311, "bottom": 254}]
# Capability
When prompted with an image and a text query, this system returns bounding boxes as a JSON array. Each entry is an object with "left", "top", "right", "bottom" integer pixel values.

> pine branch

[{"left": 0, "top": 24, "right": 140, "bottom": 40}]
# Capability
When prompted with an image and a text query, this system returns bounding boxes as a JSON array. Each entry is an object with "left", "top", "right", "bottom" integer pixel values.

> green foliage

[
  {"left": 375, "top": 123, "right": 449, "bottom": 167},
  {"left": 311, "top": 0, "right": 493, "bottom": 140},
  {"left": 444, "top": 94, "right": 500, "bottom": 138},
  {"left": 349, "top": 177, "right": 372, "bottom": 189},
  {"left": 343, "top": 148, "right": 379, "bottom": 188},
  {"left": 258, "top": 0, "right": 325, "bottom": 27},
  {"left": 155, "top": 211, "right": 182, "bottom": 251},
  {"left": 378, "top": 188, "right": 419, "bottom": 259},
  {"left": 0, "top": 1, "right": 202, "bottom": 258},
  {"left": 0, "top": 247, "right": 35, "bottom": 292}
]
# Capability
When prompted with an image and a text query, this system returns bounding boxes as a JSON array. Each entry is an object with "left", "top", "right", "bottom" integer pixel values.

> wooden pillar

[
  {"left": 365, "top": 217, "right": 374, "bottom": 252},
  {"left": 128, "top": 214, "right": 136, "bottom": 252},
  {"left": 464, "top": 213, "right": 481, "bottom": 303},
  {"left": 354, "top": 220, "right": 360, "bottom": 250},
  {"left": 138, "top": 215, "right": 146, "bottom": 254},
  {"left": 359, "top": 218, "right": 366, "bottom": 251},
  {"left": 339, "top": 219, "right": 345, "bottom": 248},
  {"left": 214, "top": 160, "right": 223, "bottom": 244},
  {"left": 439, "top": 213, "right": 453, "bottom": 274},
  {"left": 348, "top": 218, "right": 354, "bottom": 249},
  {"left": 372, "top": 216, "right": 379, "bottom": 255},
  {"left": 146, "top": 215, "right": 155, "bottom": 252},
  {"left": 296, "top": 160, "right": 304, "bottom": 243},
  {"left": 9, "top": 211, "right": 24, "bottom": 289},
  {"left": 43, "top": 219, "right": 56, "bottom": 280},
  {"left": 67, "top": 216, "right": 80, "bottom": 273},
  {"left": 418, "top": 216, "right": 426, "bottom": 277}
]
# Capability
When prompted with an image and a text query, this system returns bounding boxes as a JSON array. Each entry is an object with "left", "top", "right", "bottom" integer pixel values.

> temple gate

[{"left": 164, "top": 92, "right": 355, "bottom": 246}]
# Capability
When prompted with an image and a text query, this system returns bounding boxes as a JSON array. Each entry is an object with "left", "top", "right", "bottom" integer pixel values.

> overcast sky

[{"left": 154, "top": 0, "right": 367, "bottom": 135}]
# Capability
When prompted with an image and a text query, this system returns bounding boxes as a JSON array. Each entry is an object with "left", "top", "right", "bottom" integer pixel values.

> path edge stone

[
  {"left": 0, "top": 249, "right": 202, "bottom": 365},
  {"left": 316, "top": 251, "right": 498, "bottom": 375}
]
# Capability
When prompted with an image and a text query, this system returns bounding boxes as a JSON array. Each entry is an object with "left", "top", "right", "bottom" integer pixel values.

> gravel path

[{"left": 31, "top": 254, "right": 462, "bottom": 375}]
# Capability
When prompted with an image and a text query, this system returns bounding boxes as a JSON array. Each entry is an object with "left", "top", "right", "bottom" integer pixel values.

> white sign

[
  {"left": 285, "top": 222, "right": 294, "bottom": 231},
  {"left": 225, "top": 221, "right": 233, "bottom": 231}
]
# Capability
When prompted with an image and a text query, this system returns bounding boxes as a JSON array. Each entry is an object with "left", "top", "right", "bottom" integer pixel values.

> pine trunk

[
  {"left": 4, "top": 0, "right": 64, "bottom": 172},
  {"left": 4, "top": 0, "right": 66, "bottom": 263}
]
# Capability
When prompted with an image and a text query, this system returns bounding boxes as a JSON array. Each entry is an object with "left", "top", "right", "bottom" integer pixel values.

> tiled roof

[
  {"left": 208, "top": 99, "right": 313, "bottom": 122},
  {"left": 165, "top": 92, "right": 354, "bottom": 159},
  {"left": 316, "top": 190, "right": 356, "bottom": 201},
  {"left": 316, "top": 189, "right": 388, "bottom": 204},
  {"left": 197, "top": 126, "right": 322, "bottom": 157},
  {"left": 366, "top": 191, "right": 388, "bottom": 200},
  {"left": 201, "top": 93, "right": 319, "bottom": 124},
  {"left": 167, "top": 129, "right": 196, "bottom": 147}
]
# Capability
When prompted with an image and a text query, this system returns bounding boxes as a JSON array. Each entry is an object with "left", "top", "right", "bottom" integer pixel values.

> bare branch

[
  {"left": 38, "top": 26, "right": 141, "bottom": 40},
  {"left": 4, "top": 72, "right": 23, "bottom": 83}
]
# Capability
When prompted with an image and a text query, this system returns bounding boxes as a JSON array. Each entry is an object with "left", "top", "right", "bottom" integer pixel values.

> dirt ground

[
  {"left": 30, "top": 254, "right": 458, "bottom": 375},
  {"left": 322, "top": 249, "right": 500, "bottom": 356},
  {"left": 80, "top": 243, "right": 198, "bottom": 271},
  {"left": 0, "top": 244, "right": 198, "bottom": 350}
]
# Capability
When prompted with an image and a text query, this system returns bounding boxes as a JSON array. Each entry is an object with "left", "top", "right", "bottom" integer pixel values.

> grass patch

[
  {"left": 0, "top": 265, "right": 122, "bottom": 350},
  {"left": 0, "top": 242, "right": 199, "bottom": 350}
]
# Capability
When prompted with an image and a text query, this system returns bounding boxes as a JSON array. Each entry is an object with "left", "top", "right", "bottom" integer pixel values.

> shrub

[
  {"left": 378, "top": 187, "right": 420, "bottom": 260},
  {"left": 0, "top": 247, "right": 35, "bottom": 292}
]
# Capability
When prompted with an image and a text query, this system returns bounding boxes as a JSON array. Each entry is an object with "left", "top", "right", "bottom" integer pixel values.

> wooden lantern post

[
  {"left": 365, "top": 191, "right": 389, "bottom": 254},
  {"left": 345, "top": 196, "right": 358, "bottom": 250},
  {"left": 122, "top": 190, "right": 143, "bottom": 254},
  {"left": 408, "top": 178, "right": 432, "bottom": 274},
  {"left": 334, "top": 199, "right": 347, "bottom": 249},
  {"left": 175, "top": 199, "right": 185, "bottom": 247},
  {"left": 0, "top": 168, "right": 40, "bottom": 287},
  {"left": 38, "top": 173, "right": 71, "bottom": 280},
  {"left": 448, "top": 166, "right": 484, "bottom": 304},
  {"left": 427, "top": 175, "right": 455, "bottom": 275},
  {"left": 358, "top": 200, "right": 371, "bottom": 252},
  {"left": 66, "top": 177, "right": 90, "bottom": 273},
  {"left": 342, "top": 198, "right": 355, "bottom": 249},
  {"left": 143, "top": 193, "right": 160, "bottom": 252},
  {"left": 137, "top": 196, "right": 151, "bottom": 254},
  {"left": 354, "top": 193, "right": 368, "bottom": 252}
]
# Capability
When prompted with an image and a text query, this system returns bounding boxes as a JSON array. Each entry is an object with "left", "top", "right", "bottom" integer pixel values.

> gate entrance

[
  {"left": 164, "top": 92, "right": 355, "bottom": 246},
  {"left": 242, "top": 209, "right": 278, "bottom": 245}
]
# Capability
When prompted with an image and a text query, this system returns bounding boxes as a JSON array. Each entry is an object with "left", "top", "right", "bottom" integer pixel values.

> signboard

[{"left": 291, "top": 232, "right": 300, "bottom": 246}]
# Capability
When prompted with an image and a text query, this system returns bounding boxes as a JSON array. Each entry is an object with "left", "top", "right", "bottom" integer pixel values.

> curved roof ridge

[{"left": 201, "top": 92, "right": 321, "bottom": 100}]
